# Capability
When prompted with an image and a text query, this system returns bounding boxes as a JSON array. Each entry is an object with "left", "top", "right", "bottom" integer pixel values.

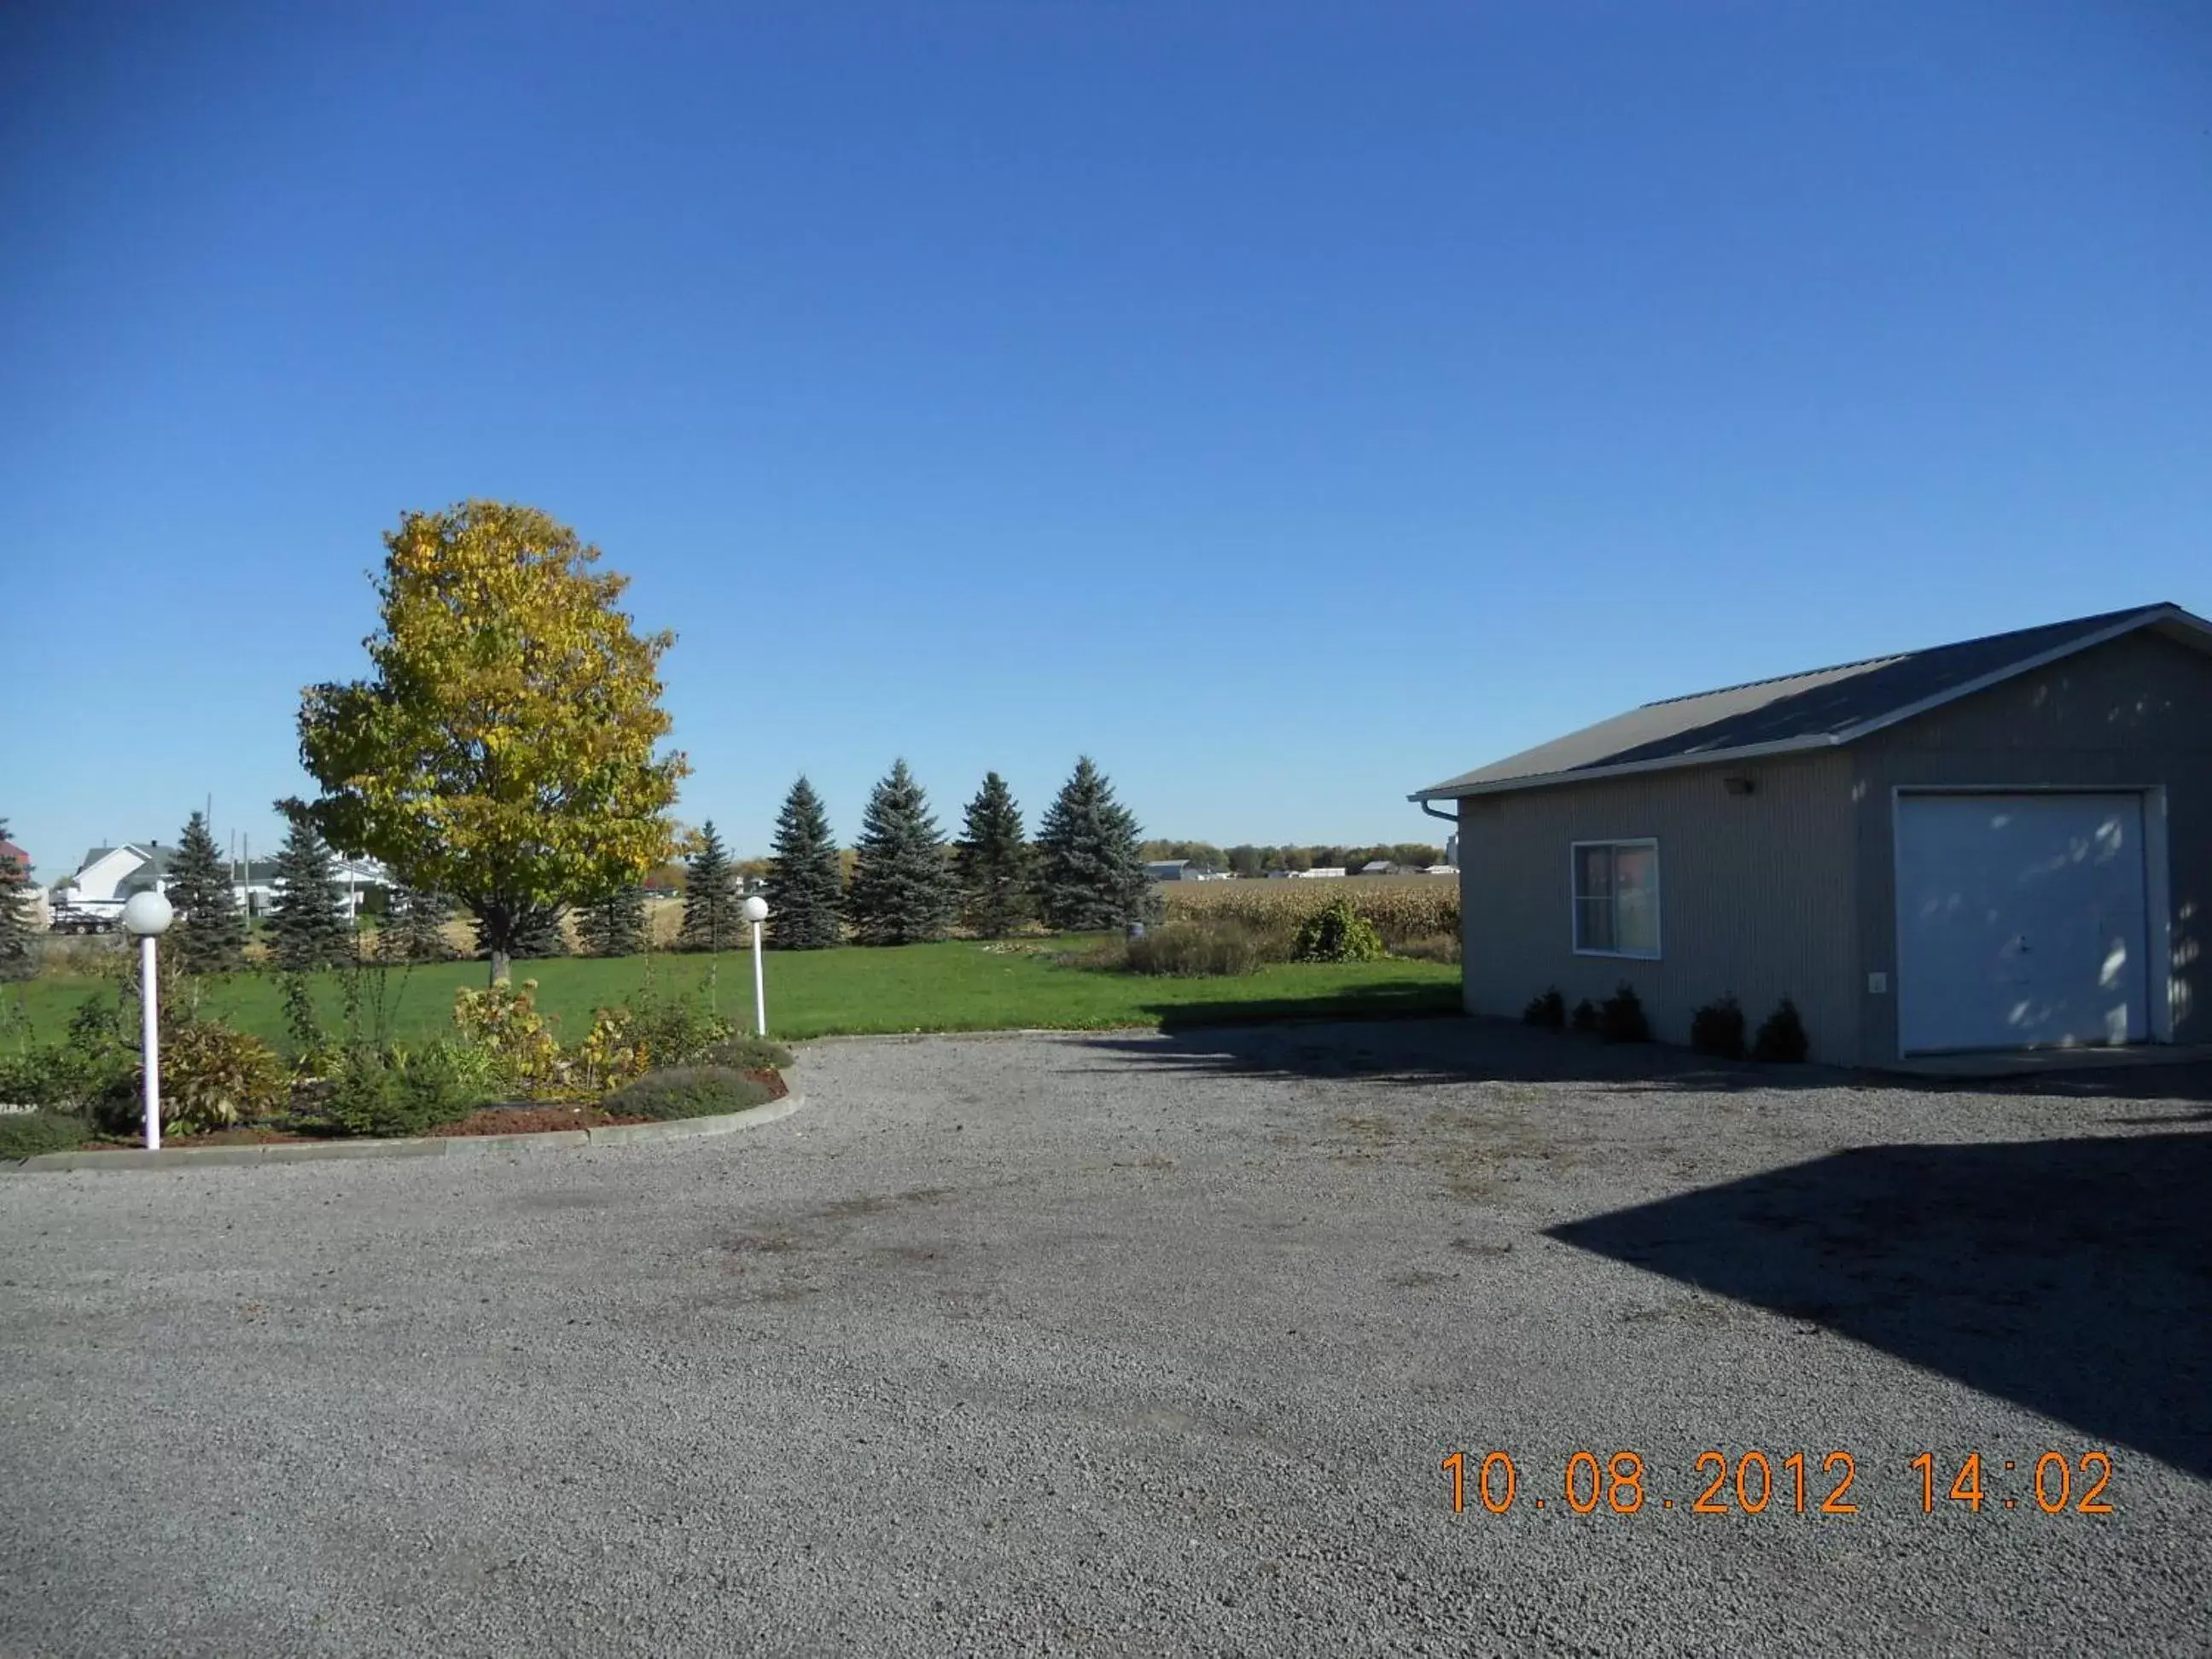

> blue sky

[{"left": 3, "top": 1, "right": 2207, "bottom": 882}]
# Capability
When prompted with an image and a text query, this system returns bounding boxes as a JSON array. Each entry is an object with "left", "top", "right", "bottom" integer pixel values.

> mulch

[{"left": 70, "top": 1068, "right": 789, "bottom": 1150}]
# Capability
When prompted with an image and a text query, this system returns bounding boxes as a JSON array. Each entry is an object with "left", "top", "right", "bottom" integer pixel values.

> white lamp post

[
  {"left": 120, "top": 891, "right": 174, "bottom": 1151},
  {"left": 742, "top": 894, "right": 770, "bottom": 1036}
]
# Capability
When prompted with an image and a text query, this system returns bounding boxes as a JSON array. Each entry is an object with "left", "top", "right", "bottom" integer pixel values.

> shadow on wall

[
  {"left": 1550, "top": 1132, "right": 2212, "bottom": 1479},
  {"left": 1098, "top": 1012, "right": 2212, "bottom": 1103}
]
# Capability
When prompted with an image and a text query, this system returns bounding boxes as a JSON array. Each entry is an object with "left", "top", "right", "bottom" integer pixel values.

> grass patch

[{"left": 2, "top": 940, "right": 1460, "bottom": 1051}]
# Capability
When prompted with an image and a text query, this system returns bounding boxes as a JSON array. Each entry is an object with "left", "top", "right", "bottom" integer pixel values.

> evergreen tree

[
  {"left": 766, "top": 777, "right": 844, "bottom": 949},
  {"left": 954, "top": 771, "right": 1030, "bottom": 939},
  {"left": 1034, "top": 756, "right": 1155, "bottom": 932},
  {"left": 266, "top": 813, "right": 352, "bottom": 970},
  {"left": 507, "top": 907, "right": 570, "bottom": 959},
  {"left": 166, "top": 811, "right": 246, "bottom": 974},
  {"left": 579, "top": 883, "right": 649, "bottom": 957},
  {"left": 678, "top": 820, "right": 739, "bottom": 952},
  {"left": 383, "top": 886, "right": 456, "bottom": 963},
  {"left": 847, "top": 760, "right": 956, "bottom": 946},
  {"left": 0, "top": 821, "right": 36, "bottom": 981}
]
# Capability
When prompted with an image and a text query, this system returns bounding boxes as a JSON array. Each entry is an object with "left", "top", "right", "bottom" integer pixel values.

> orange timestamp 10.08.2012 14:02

[{"left": 1440, "top": 1448, "right": 2116, "bottom": 1518}]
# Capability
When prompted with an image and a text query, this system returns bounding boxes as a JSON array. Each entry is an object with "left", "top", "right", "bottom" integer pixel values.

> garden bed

[{"left": 50, "top": 1068, "right": 788, "bottom": 1152}]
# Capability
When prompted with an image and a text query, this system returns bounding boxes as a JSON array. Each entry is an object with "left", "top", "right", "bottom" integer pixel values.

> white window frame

[{"left": 1570, "top": 837, "right": 1662, "bottom": 960}]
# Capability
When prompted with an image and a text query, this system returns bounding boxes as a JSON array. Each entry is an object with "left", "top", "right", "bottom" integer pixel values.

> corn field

[{"left": 1160, "top": 876, "right": 1459, "bottom": 947}]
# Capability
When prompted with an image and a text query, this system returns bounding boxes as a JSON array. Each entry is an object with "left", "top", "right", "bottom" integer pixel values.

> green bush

[
  {"left": 696, "top": 1034, "right": 795, "bottom": 1072},
  {"left": 0, "top": 1039, "right": 134, "bottom": 1113},
  {"left": 602, "top": 1064, "right": 775, "bottom": 1122},
  {"left": 1570, "top": 998, "right": 1598, "bottom": 1033},
  {"left": 307, "top": 1043, "right": 496, "bottom": 1138},
  {"left": 1689, "top": 997, "right": 1747, "bottom": 1060},
  {"left": 1522, "top": 988, "right": 1566, "bottom": 1029},
  {"left": 1292, "top": 899, "right": 1385, "bottom": 963},
  {"left": 1598, "top": 982, "right": 1650, "bottom": 1043},
  {"left": 1752, "top": 997, "right": 1811, "bottom": 1063},
  {"left": 632, "top": 992, "right": 736, "bottom": 1070},
  {"left": 0, "top": 1109, "right": 92, "bottom": 1159}
]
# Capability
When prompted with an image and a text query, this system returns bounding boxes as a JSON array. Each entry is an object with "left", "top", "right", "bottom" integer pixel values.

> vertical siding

[
  {"left": 1851, "top": 629, "right": 2212, "bottom": 1059},
  {"left": 1457, "top": 749, "right": 1860, "bottom": 1062}
]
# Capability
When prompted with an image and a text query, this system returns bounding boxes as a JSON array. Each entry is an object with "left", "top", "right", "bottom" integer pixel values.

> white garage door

[{"left": 1895, "top": 793, "right": 2151, "bottom": 1055}]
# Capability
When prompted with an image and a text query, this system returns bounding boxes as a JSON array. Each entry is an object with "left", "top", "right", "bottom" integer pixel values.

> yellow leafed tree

[{"left": 290, "top": 501, "right": 690, "bottom": 983}]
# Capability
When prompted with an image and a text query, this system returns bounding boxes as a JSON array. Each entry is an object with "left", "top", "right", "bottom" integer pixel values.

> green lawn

[{"left": 0, "top": 940, "right": 1460, "bottom": 1053}]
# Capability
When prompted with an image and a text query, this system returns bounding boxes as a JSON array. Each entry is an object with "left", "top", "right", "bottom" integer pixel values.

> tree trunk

[{"left": 489, "top": 947, "right": 511, "bottom": 986}]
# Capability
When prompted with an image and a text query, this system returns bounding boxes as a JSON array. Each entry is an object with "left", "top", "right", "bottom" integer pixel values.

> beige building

[{"left": 1412, "top": 603, "right": 2211, "bottom": 1066}]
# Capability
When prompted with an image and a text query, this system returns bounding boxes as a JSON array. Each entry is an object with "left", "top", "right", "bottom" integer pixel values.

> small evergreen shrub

[
  {"left": 1293, "top": 898, "right": 1386, "bottom": 963},
  {"left": 1522, "top": 988, "right": 1566, "bottom": 1029},
  {"left": 311, "top": 1044, "right": 493, "bottom": 1138},
  {"left": 697, "top": 1034, "right": 795, "bottom": 1072},
  {"left": 602, "top": 1064, "right": 775, "bottom": 1122},
  {"left": 0, "top": 1109, "right": 91, "bottom": 1159},
  {"left": 1598, "top": 981, "right": 1651, "bottom": 1043},
  {"left": 1753, "top": 997, "right": 1811, "bottom": 1063},
  {"left": 1570, "top": 998, "right": 1598, "bottom": 1033},
  {"left": 1689, "top": 997, "right": 1747, "bottom": 1060}
]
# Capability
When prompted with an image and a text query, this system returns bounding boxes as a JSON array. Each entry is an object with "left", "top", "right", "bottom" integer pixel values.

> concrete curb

[{"left": 4, "top": 1092, "right": 806, "bottom": 1174}]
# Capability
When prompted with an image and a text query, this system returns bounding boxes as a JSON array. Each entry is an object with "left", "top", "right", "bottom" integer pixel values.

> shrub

[
  {"left": 1598, "top": 982, "right": 1651, "bottom": 1043},
  {"left": 308, "top": 1043, "right": 495, "bottom": 1138},
  {"left": 1124, "top": 920, "right": 1266, "bottom": 978},
  {"left": 0, "top": 1109, "right": 91, "bottom": 1159},
  {"left": 1570, "top": 998, "right": 1598, "bottom": 1033},
  {"left": 0, "top": 1030, "right": 137, "bottom": 1115},
  {"left": 569, "top": 1006, "right": 648, "bottom": 1096},
  {"left": 697, "top": 1034, "right": 795, "bottom": 1072},
  {"left": 1292, "top": 899, "right": 1386, "bottom": 963},
  {"left": 1689, "top": 997, "right": 1747, "bottom": 1060},
  {"left": 148, "top": 1023, "right": 289, "bottom": 1134},
  {"left": 602, "top": 1064, "right": 775, "bottom": 1122},
  {"left": 632, "top": 992, "right": 736, "bottom": 1070},
  {"left": 1753, "top": 997, "right": 1811, "bottom": 1063},
  {"left": 1522, "top": 988, "right": 1566, "bottom": 1029},
  {"left": 451, "top": 979, "right": 561, "bottom": 1094}
]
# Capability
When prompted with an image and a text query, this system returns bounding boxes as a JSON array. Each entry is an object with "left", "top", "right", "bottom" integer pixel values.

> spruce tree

[
  {"left": 507, "top": 907, "right": 569, "bottom": 960},
  {"left": 766, "top": 777, "right": 844, "bottom": 949},
  {"left": 267, "top": 814, "right": 352, "bottom": 970},
  {"left": 1034, "top": 756, "right": 1155, "bottom": 932},
  {"left": 384, "top": 886, "right": 456, "bottom": 963},
  {"left": 166, "top": 811, "right": 246, "bottom": 974},
  {"left": 0, "top": 821, "right": 36, "bottom": 981},
  {"left": 579, "top": 883, "right": 648, "bottom": 957},
  {"left": 678, "top": 820, "right": 738, "bottom": 952},
  {"left": 954, "top": 771, "right": 1030, "bottom": 939},
  {"left": 846, "top": 760, "right": 956, "bottom": 946}
]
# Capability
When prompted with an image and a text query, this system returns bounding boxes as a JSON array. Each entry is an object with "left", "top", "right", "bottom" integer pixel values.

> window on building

[{"left": 1572, "top": 840, "right": 1660, "bottom": 958}]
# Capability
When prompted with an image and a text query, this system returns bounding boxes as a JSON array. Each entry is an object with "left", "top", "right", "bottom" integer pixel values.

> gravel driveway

[{"left": 2, "top": 1021, "right": 2206, "bottom": 1657}]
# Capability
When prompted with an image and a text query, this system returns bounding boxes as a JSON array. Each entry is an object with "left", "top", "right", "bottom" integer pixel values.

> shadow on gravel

[
  {"left": 1097, "top": 1015, "right": 2212, "bottom": 1106},
  {"left": 1551, "top": 1131, "right": 2212, "bottom": 1478}
]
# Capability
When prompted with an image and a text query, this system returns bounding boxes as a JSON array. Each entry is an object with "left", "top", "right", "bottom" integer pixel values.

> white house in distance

[{"left": 52, "top": 843, "right": 389, "bottom": 922}]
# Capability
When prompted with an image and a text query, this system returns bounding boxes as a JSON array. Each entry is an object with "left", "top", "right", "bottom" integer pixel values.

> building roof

[{"left": 1413, "top": 602, "right": 2212, "bottom": 801}]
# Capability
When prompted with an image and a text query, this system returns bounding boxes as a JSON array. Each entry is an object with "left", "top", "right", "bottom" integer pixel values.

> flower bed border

[{"left": 2, "top": 1092, "right": 806, "bottom": 1173}]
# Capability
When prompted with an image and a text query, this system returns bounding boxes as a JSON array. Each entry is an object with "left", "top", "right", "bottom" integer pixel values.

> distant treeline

[{"left": 1138, "top": 841, "right": 1446, "bottom": 876}]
